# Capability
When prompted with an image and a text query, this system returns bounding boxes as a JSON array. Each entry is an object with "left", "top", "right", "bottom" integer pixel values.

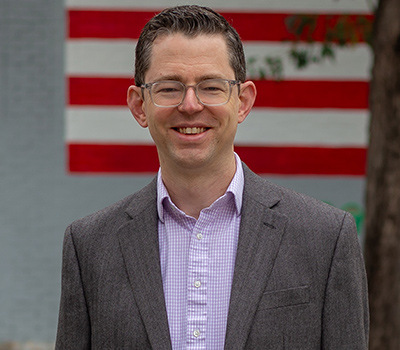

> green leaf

[
  {"left": 265, "top": 56, "right": 283, "bottom": 80},
  {"left": 321, "top": 44, "right": 335, "bottom": 60},
  {"left": 289, "top": 48, "right": 310, "bottom": 69}
]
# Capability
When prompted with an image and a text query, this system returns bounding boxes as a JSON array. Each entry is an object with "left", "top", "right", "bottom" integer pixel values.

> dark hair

[{"left": 134, "top": 5, "right": 246, "bottom": 86}]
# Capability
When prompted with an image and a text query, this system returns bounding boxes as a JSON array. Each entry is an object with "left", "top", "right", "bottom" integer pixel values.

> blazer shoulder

[
  {"left": 67, "top": 178, "right": 157, "bottom": 240},
  {"left": 243, "top": 163, "right": 353, "bottom": 235}
]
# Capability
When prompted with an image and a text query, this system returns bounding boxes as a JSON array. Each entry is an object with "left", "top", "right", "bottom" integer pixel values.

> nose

[{"left": 177, "top": 86, "right": 204, "bottom": 114}]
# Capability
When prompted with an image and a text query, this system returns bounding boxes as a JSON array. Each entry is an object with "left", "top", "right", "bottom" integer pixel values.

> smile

[{"left": 176, "top": 127, "right": 207, "bottom": 135}]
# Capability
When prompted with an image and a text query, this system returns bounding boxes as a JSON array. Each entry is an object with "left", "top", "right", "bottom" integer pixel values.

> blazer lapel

[
  {"left": 225, "top": 166, "right": 288, "bottom": 349},
  {"left": 117, "top": 180, "right": 172, "bottom": 350}
]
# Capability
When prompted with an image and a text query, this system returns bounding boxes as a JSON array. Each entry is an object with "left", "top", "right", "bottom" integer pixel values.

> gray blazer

[{"left": 56, "top": 164, "right": 369, "bottom": 349}]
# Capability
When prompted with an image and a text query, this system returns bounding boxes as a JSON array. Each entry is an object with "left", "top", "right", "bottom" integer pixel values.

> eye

[
  {"left": 153, "top": 82, "right": 183, "bottom": 94},
  {"left": 199, "top": 80, "right": 228, "bottom": 93},
  {"left": 204, "top": 86, "right": 222, "bottom": 91},
  {"left": 158, "top": 87, "right": 179, "bottom": 93}
]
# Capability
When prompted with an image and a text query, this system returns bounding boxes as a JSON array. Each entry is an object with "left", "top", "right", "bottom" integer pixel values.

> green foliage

[
  {"left": 285, "top": 14, "right": 319, "bottom": 41},
  {"left": 247, "top": 55, "right": 283, "bottom": 80},
  {"left": 288, "top": 43, "right": 335, "bottom": 69},
  {"left": 285, "top": 14, "right": 373, "bottom": 70},
  {"left": 246, "top": 13, "right": 373, "bottom": 80}
]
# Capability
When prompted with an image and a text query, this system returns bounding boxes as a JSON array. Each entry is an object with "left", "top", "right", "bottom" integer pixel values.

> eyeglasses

[{"left": 141, "top": 79, "right": 241, "bottom": 107}]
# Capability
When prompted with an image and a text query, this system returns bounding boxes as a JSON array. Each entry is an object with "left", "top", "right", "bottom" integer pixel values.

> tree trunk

[{"left": 364, "top": 0, "right": 400, "bottom": 348}]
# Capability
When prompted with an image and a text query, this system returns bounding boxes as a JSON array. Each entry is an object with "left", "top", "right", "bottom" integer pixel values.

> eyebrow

[{"left": 152, "top": 74, "right": 229, "bottom": 83}]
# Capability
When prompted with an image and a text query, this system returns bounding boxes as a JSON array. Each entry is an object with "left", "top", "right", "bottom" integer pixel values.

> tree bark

[{"left": 364, "top": 0, "right": 400, "bottom": 348}]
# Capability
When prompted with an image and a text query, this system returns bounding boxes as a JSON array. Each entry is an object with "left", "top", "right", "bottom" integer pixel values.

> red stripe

[
  {"left": 68, "top": 10, "right": 373, "bottom": 43},
  {"left": 255, "top": 80, "right": 369, "bottom": 109},
  {"left": 68, "top": 144, "right": 367, "bottom": 175},
  {"left": 68, "top": 77, "right": 133, "bottom": 106},
  {"left": 68, "top": 76, "right": 369, "bottom": 109},
  {"left": 68, "top": 144, "right": 160, "bottom": 173},
  {"left": 68, "top": 10, "right": 157, "bottom": 40},
  {"left": 235, "top": 145, "right": 366, "bottom": 175}
]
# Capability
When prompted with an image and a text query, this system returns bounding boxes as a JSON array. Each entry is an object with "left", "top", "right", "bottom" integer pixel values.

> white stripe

[
  {"left": 66, "top": 0, "right": 373, "bottom": 13},
  {"left": 66, "top": 40, "right": 372, "bottom": 80},
  {"left": 66, "top": 107, "right": 368, "bottom": 146},
  {"left": 66, "top": 107, "right": 152, "bottom": 143},
  {"left": 237, "top": 108, "right": 368, "bottom": 146},
  {"left": 66, "top": 40, "right": 136, "bottom": 77}
]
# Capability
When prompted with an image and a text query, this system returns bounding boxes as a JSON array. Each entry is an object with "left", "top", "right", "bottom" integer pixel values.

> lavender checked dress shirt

[{"left": 157, "top": 155, "right": 244, "bottom": 350}]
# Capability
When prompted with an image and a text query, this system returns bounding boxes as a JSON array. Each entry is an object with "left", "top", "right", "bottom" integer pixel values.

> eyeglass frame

[{"left": 140, "top": 78, "right": 241, "bottom": 108}]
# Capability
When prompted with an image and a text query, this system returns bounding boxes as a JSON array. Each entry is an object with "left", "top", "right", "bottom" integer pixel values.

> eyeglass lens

[{"left": 150, "top": 79, "right": 233, "bottom": 107}]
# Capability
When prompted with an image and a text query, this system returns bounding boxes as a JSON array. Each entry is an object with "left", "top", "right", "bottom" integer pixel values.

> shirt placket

[{"left": 186, "top": 217, "right": 209, "bottom": 350}]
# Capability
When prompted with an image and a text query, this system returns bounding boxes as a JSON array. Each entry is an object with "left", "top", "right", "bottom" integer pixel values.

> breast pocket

[{"left": 258, "top": 285, "right": 310, "bottom": 310}]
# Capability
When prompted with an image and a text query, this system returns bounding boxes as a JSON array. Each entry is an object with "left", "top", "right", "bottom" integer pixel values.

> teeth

[{"left": 178, "top": 127, "right": 206, "bottom": 135}]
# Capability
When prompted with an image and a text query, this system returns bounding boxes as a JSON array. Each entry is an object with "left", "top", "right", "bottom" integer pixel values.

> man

[{"left": 56, "top": 5, "right": 369, "bottom": 349}]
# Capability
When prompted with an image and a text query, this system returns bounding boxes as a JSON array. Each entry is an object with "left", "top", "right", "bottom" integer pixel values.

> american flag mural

[{"left": 65, "top": 0, "right": 372, "bottom": 176}]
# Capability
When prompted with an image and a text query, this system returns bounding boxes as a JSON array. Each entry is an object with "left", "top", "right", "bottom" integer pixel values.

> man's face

[{"left": 128, "top": 33, "right": 255, "bottom": 172}]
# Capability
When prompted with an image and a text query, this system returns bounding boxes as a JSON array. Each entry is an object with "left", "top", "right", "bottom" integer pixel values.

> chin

[{"left": 171, "top": 149, "right": 214, "bottom": 169}]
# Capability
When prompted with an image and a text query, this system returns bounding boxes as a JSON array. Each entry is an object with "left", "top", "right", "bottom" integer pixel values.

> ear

[
  {"left": 237, "top": 81, "right": 257, "bottom": 124},
  {"left": 127, "top": 85, "right": 148, "bottom": 128}
]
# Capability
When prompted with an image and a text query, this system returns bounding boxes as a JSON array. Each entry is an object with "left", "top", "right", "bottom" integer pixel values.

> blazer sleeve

[
  {"left": 322, "top": 212, "right": 369, "bottom": 349},
  {"left": 56, "top": 226, "right": 91, "bottom": 349}
]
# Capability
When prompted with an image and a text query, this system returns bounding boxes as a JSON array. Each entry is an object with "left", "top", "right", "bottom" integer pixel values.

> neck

[{"left": 160, "top": 154, "right": 237, "bottom": 219}]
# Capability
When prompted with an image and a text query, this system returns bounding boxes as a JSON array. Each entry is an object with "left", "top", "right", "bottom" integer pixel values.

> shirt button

[
  {"left": 194, "top": 280, "right": 201, "bottom": 288},
  {"left": 196, "top": 233, "right": 203, "bottom": 240},
  {"left": 193, "top": 329, "right": 201, "bottom": 338}
]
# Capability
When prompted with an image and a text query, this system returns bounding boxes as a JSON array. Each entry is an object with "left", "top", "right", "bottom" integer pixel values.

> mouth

[{"left": 174, "top": 127, "right": 208, "bottom": 135}]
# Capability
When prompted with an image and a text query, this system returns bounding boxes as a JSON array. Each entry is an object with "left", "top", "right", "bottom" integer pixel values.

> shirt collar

[{"left": 157, "top": 153, "right": 244, "bottom": 222}]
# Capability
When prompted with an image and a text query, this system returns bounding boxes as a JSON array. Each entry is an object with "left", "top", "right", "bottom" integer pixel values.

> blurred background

[{"left": 0, "top": 0, "right": 371, "bottom": 346}]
